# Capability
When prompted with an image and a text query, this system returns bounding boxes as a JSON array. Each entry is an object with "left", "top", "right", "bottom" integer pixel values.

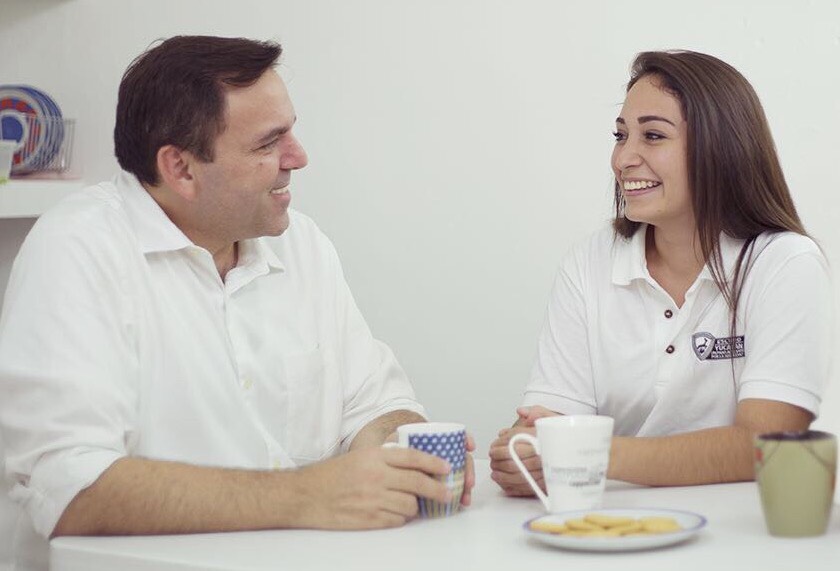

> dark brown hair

[
  {"left": 114, "top": 35, "right": 282, "bottom": 185},
  {"left": 613, "top": 50, "right": 806, "bottom": 323}
]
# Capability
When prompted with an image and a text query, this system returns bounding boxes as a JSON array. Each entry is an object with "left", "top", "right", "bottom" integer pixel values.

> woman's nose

[{"left": 613, "top": 139, "right": 643, "bottom": 172}]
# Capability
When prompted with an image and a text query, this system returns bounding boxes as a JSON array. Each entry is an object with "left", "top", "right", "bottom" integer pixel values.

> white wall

[{"left": 1, "top": 0, "right": 839, "bottom": 452}]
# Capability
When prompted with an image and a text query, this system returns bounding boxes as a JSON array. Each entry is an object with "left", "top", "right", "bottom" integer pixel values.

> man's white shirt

[{"left": 0, "top": 172, "right": 424, "bottom": 568}]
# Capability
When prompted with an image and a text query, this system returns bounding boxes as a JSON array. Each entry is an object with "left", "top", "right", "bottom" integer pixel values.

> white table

[{"left": 50, "top": 460, "right": 840, "bottom": 571}]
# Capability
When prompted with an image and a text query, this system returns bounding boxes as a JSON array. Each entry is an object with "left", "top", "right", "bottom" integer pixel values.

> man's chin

[{"left": 270, "top": 213, "right": 291, "bottom": 236}]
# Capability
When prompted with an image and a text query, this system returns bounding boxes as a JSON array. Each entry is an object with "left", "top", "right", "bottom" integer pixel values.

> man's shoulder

[
  {"left": 20, "top": 177, "right": 136, "bottom": 261},
  {"left": 35, "top": 178, "right": 128, "bottom": 233}
]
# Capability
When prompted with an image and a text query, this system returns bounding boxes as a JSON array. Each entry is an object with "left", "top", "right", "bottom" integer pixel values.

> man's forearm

[
  {"left": 608, "top": 425, "right": 756, "bottom": 486},
  {"left": 349, "top": 409, "right": 427, "bottom": 450},
  {"left": 52, "top": 457, "right": 305, "bottom": 537}
]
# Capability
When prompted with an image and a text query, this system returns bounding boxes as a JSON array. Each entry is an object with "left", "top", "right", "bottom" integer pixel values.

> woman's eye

[
  {"left": 612, "top": 131, "right": 627, "bottom": 142},
  {"left": 645, "top": 132, "right": 664, "bottom": 141}
]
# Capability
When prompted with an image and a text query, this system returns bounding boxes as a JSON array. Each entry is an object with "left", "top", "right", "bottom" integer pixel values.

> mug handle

[{"left": 508, "top": 433, "right": 550, "bottom": 511}]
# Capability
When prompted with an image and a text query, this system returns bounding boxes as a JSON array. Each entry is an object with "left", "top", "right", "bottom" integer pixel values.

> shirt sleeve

[
  {"left": 320, "top": 241, "right": 426, "bottom": 451},
  {"left": 0, "top": 212, "right": 137, "bottom": 537},
  {"left": 737, "top": 245, "right": 833, "bottom": 416},
  {"left": 522, "top": 254, "right": 597, "bottom": 415}
]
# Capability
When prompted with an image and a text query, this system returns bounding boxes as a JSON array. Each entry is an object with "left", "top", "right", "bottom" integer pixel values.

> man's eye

[
  {"left": 612, "top": 131, "right": 627, "bottom": 142},
  {"left": 258, "top": 139, "right": 279, "bottom": 151}
]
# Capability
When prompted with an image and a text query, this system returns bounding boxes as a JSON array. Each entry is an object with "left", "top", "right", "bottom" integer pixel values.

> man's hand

[
  {"left": 383, "top": 430, "right": 477, "bottom": 508},
  {"left": 488, "top": 406, "right": 560, "bottom": 496},
  {"left": 295, "top": 445, "right": 452, "bottom": 529}
]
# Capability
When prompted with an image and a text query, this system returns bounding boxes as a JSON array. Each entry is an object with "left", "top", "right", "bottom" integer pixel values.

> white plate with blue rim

[{"left": 524, "top": 508, "right": 706, "bottom": 552}]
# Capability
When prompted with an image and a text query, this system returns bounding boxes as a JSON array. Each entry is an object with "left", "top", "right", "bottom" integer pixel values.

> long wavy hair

[{"left": 613, "top": 50, "right": 807, "bottom": 332}]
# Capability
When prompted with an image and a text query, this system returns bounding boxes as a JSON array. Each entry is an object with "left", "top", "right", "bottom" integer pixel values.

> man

[{"left": 0, "top": 36, "right": 473, "bottom": 571}]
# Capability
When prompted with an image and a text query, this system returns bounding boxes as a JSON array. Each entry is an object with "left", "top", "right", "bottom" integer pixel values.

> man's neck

[{"left": 213, "top": 242, "right": 239, "bottom": 281}]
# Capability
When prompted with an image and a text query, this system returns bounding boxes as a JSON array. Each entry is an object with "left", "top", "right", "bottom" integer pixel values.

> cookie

[
  {"left": 529, "top": 520, "right": 568, "bottom": 534},
  {"left": 639, "top": 516, "right": 681, "bottom": 533},
  {"left": 584, "top": 513, "right": 637, "bottom": 528}
]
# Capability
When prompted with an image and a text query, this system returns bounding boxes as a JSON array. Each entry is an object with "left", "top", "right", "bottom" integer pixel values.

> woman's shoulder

[
  {"left": 741, "top": 231, "right": 830, "bottom": 293},
  {"left": 752, "top": 231, "right": 825, "bottom": 265}
]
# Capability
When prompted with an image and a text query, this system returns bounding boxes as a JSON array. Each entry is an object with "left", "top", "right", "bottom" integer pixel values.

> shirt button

[
  {"left": 664, "top": 309, "right": 673, "bottom": 318},
  {"left": 665, "top": 345, "right": 675, "bottom": 354},
  {"left": 272, "top": 459, "right": 283, "bottom": 469},
  {"left": 242, "top": 378, "right": 253, "bottom": 390}
]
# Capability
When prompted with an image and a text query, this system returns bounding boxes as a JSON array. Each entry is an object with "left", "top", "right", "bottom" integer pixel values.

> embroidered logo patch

[{"left": 692, "top": 332, "right": 745, "bottom": 361}]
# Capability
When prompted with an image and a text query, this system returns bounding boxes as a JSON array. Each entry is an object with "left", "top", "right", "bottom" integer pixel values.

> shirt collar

[
  {"left": 118, "top": 171, "right": 286, "bottom": 275},
  {"left": 697, "top": 231, "right": 746, "bottom": 284},
  {"left": 611, "top": 224, "right": 747, "bottom": 286},
  {"left": 238, "top": 237, "right": 285, "bottom": 273},
  {"left": 118, "top": 171, "right": 193, "bottom": 254},
  {"left": 611, "top": 224, "right": 649, "bottom": 286}
]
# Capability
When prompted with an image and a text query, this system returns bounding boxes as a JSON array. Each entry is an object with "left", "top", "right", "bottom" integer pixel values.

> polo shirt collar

[
  {"left": 697, "top": 231, "right": 745, "bottom": 284},
  {"left": 611, "top": 224, "right": 649, "bottom": 286},
  {"left": 611, "top": 224, "right": 747, "bottom": 286}
]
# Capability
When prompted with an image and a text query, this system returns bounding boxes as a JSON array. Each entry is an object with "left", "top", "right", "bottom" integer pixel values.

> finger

[
  {"left": 490, "top": 469, "right": 544, "bottom": 496},
  {"left": 493, "top": 426, "right": 537, "bottom": 445},
  {"left": 501, "top": 484, "right": 542, "bottom": 497},
  {"left": 382, "top": 490, "right": 420, "bottom": 519},
  {"left": 489, "top": 458, "right": 519, "bottom": 475},
  {"left": 373, "top": 511, "right": 409, "bottom": 529},
  {"left": 384, "top": 448, "right": 451, "bottom": 476},
  {"left": 461, "top": 453, "right": 475, "bottom": 507},
  {"left": 491, "top": 455, "right": 542, "bottom": 474},
  {"left": 387, "top": 468, "right": 451, "bottom": 503},
  {"left": 465, "top": 433, "right": 476, "bottom": 452},
  {"left": 491, "top": 467, "right": 544, "bottom": 488},
  {"left": 488, "top": 440, "right": 537, "bottom": 461}
]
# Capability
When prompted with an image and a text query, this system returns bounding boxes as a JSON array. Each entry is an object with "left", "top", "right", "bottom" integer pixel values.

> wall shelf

[{"left": 0, "top": 179, "right": 85, "bottom": 219}]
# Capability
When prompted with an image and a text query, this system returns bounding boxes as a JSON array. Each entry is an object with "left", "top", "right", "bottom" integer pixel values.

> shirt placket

[{"left": 223, "top": 262, "right": 296, "bottom": 471}]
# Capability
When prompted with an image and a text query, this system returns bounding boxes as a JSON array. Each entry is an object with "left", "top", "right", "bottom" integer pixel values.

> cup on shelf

[{"left": 0, "top": 140, "right": 17, "bottom": 184}]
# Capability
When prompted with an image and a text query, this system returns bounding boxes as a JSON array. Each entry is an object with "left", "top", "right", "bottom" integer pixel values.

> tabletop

[{"left": 50, "top": 459, "right": 840, "bottom": 571}]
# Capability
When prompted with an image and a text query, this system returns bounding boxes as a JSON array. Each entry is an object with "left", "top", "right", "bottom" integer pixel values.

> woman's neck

[{"left": 645, "top": 224, "right": 705, "bottom": 307}]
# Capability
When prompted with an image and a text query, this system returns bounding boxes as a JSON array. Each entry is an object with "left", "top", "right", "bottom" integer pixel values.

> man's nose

[{"left": 281, "top": 134, "right": 308, "bottom": 170}]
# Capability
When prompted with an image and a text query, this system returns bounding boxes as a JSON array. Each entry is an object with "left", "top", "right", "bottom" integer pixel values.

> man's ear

[{"left": 156, "top": 145, "right": 198, "bottom": 201}]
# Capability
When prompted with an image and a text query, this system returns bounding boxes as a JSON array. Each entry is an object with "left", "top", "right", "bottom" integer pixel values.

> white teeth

[
  {"left": 270, "top": 185, "right": 290, "bottom": 195},
  {"left": 623, "top": 180, "right": 659, "bottom": 191}
]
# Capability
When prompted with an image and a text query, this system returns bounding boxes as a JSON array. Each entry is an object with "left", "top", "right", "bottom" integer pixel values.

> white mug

[{"left": 508, "top": 415, "right": 614, "bottom": 512}]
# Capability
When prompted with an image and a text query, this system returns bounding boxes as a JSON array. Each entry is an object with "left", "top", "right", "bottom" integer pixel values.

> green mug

[{"left": 754, "top": 430, "right": 837, "bottom": 537}]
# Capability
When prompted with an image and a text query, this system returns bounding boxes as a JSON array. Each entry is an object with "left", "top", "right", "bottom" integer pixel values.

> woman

[{"left": 489, "top": 50, "right": 832, "bottom": 489}]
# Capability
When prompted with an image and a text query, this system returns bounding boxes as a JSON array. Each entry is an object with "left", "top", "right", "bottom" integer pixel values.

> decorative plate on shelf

[{"left": 0, "top": 85, "right": 64, "bottom": 173}]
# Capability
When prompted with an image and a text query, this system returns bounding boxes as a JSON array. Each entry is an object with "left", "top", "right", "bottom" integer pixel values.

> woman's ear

[{"left": 156, "top": 145, "right": 198, "bottom": 201}]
